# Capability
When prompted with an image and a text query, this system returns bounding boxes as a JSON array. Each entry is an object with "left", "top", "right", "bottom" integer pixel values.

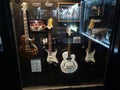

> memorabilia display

[
  {"left": 1, "top": 0, "right": 120, "bottom": 89},
  {"left": 29, "top": 19, "right": 47, "bottom": 31},
  {"left": 19, "top": 2, "right": 38, "bottom": 59},
  {"left": 9, "top": 0, "right": 117, "bottom": 88}
]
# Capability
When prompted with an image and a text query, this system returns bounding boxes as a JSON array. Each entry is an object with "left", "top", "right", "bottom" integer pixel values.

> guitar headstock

[
  {"left": 21, "top": 2, "right": 28, "bottom": 11},
  {"left": 88, "top": 19, "right": 101, "bottom": 30},
  {"left": 88, "top": 19, "right": 95, "bottom": 30},
  {"left": 47, "top": 18, "right": 53, "bottom": 29},
  {"left": 66, "top": 27, "right": 72, "bottom": 36}
]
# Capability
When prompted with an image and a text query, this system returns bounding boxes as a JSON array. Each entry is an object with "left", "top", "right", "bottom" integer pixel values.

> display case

[
  {"left": 80, "top": 0, "right": 116, "bottom": 48},
  {"left": 2, "top": 0, "right": 120, "bottom": 89}
]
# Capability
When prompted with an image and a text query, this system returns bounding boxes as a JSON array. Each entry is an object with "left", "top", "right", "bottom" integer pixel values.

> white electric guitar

[
  {"left": 46, "top": 18, "right": 58, "bottom": 64},
  {"left": 60, "top": 28, "right": 78, "bottom": 74},
  {"left": 85, "top": 39, "right": 95, "bottom": 63},
  {"left": 85, "top": 19, "right": 96, "bottom": 63}
]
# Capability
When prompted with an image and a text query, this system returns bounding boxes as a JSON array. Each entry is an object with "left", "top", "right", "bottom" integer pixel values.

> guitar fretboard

[
  {"left": 47, "top": 18, "right": 53, "bottom": 52},
  {"left": 48, "top": 29, "right": 52, "bottom": 52},
  {"left": 23, "top": 10, "right": 29, "bottom": 39},
  {"left": 87, "top": 39, "right": 92, "bottom": 53},
  {"left": 68, "top": 36, "right": 71, "bottom": 58}
]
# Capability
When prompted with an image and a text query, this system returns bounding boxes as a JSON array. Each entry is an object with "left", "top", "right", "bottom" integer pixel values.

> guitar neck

[
  {"left": 87, "top": 19, "right": 95, "bottom": 52},
  {"left": 68, "top": 36, "right": 71, "bottom": 58},
  {"left": 23, "top": 10, "right": 29, "bottom": 38},
  {"left": 47, "top": 18, "right": 53, "bottom": 52},
  {"left": 48, "top": 29, "right": 52, "bottom": 51},
  {"left": 87, "top": 38, "right": 92, "bottom": 53}
]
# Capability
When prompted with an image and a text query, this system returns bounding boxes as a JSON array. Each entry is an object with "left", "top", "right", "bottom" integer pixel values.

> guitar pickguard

[
  {"left": 47, "top": 49, "right": 58, "bottom": 64},
  {"left": 85, "top": 50, "right": 95, "bottom": 63}
]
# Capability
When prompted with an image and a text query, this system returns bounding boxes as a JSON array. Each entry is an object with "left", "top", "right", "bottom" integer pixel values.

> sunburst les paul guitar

[
  {"left": 19, "top": 2, "right": 38, "bottom": 59},
  {"left": 85, "top": 19, "right": 96, "bottom": 63},
  {"left": 60, "top": 28, "right": 78, "bottom": 74},
  {"left": 46, "top": 18, "right": 58, "bottom": 64}
]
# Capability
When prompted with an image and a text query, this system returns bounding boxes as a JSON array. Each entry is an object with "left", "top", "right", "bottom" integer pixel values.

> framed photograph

[
  {"left": 29, "top": 19, "right": 47, "bottom": 31},
  {"left": 58, "top": 2, "right": 80, "bottom": 22}
]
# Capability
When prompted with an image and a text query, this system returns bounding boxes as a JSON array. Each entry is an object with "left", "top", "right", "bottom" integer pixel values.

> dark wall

[
  {"left": 0, "top": 0, "right": 22, "bottom": 90},
  {"left": 104, "top": 0, "right": 120, "bottom": 90}
]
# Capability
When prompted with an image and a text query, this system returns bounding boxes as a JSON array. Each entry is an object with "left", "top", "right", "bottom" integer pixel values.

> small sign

[
  {"left": 31, "top": 59, "right": 42, "bottom": 72},
  {"left": 73, "top": 36, "right": 81, "bottom": 43},
  {"left": 0, "top": 36, "right": 3, "bottom": 51}
]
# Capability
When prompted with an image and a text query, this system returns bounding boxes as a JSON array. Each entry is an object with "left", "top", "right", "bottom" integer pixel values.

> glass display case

[
  {"left": 80, "top": 0, "right": 116, "bottom": 48},
  {"left": 1, "top": 0, "right": 120, "bottom": 89}
]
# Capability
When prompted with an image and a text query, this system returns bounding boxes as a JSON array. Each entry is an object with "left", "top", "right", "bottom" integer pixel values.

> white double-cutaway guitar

[
  {"left": 46, "top": 18, "right": 58, "bottom": 64},
  {"left": 85, "top": 39, "right": 95, "bottom": 63},
  {"left": 60, "top": 28, "right": 78, "bottom": 74},
  {"left": 85, "top": 19, "right": 96, "bottom": 63}
]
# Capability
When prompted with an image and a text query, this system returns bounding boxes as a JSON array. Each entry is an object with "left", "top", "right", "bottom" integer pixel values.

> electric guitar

[
  {"left": 60, "top": 28, "right": 78, "bottom": 74},
  {"left": 46, "top": 18, "right": 58, "bottom": 64},
  {"left": 85, "top": 19, "right": 95, "bottom": 63},
  {"left": 19, "top": 2, "right": 38, "bottom": 58}
]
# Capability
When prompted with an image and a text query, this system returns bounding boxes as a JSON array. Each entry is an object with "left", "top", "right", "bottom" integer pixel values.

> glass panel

[{"left": 80, "top": 0, "right": 117, "bottom": 48}]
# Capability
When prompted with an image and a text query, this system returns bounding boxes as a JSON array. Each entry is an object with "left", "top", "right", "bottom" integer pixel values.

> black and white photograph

[{"left": 58, "top": 2, "right": 80, "bottom": 22}]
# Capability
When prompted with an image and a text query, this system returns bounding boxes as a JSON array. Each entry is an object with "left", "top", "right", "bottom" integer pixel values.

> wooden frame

[{"left": 58, "top": 2, "right": 80, "bottom": 22}]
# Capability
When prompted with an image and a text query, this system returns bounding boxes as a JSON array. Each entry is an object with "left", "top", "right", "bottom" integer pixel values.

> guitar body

[
  {"left": 46, "top": 49, "right": 58, "bottom": 63},
  {"left": 60, "top": 51, "right": 78, "bottom": 74},
  {"left": 19, "top": 35, "right": 38, "bottom": 58},
  {"left": 85, "top": 49, "right": 95, "bottom": 63}
]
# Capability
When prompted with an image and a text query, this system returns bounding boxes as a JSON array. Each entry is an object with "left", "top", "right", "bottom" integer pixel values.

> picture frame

[
  {"left": 58, "top": 2, "right": 80, "bottom": 22},
  {"left": 29, "top": 19, "right": 47, "bottom": 31}
]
